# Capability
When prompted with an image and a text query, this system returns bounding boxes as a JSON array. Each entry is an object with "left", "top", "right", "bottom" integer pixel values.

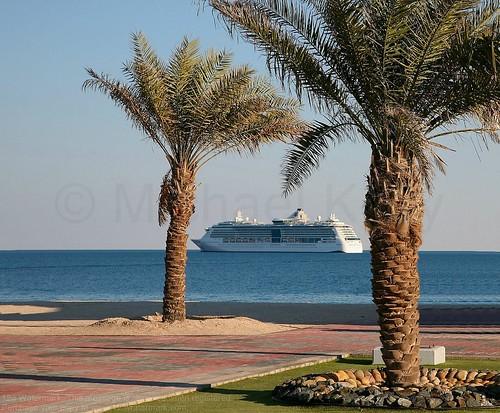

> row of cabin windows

[
  {"left": 220, "top": 233, "right": 337, "bottom": 238},
  {"left": 212, "top": 230, "right": 335, "bottom": 237},
  {"left": 222, "top": 237, "right": 336, "bottom": 244},
  {"left": 223, "top": 237, "right": 271, "bottom": 243}
]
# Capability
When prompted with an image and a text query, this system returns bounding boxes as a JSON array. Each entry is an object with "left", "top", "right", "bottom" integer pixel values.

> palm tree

[
  {"left": 209, "top": 0, "right": 499, "bottom": 386},
  {"left": 84, "top": 33, "right": 303, "bottom": 322}
]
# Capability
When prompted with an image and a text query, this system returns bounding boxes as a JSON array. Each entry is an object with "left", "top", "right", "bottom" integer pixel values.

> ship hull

[{"left": 192, "top": 239, "right": 363, "bottom": 253}]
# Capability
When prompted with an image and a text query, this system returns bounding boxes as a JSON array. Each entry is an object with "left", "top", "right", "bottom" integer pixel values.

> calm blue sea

[{"left": 0, "top": 251, "right": 499, "bottom": 304}]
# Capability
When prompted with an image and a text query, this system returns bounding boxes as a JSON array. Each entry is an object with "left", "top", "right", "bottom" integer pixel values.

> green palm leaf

[{"left": 282, "top": 119, "right": 356, "bottom": 195}]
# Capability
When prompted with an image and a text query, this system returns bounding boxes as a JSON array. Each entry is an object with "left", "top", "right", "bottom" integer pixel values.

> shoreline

[{"left": 1, "top": 301, "right": 500, "bottom": 326}]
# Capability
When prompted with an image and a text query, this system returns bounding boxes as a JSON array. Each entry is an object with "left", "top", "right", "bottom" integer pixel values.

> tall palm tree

[
  {"left": 84, "top": 33, "right": 303, "bottom": 322},
  {"left": 209, "top": 0, "right": 499, "bottom": 386}
]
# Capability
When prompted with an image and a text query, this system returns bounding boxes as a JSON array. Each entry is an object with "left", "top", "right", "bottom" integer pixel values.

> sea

[{"left": 0, "top": 251, "right": 499, "bottom": 304}]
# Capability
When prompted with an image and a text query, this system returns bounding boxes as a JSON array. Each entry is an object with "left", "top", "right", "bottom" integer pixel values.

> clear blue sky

[{"left": 1, "top": 0, "right": 498, "bottom": 251}]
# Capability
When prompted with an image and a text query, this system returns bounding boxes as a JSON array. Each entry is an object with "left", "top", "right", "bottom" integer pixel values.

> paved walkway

[{"left": 1, "top": 326, "right": 499, "bottom": 413}]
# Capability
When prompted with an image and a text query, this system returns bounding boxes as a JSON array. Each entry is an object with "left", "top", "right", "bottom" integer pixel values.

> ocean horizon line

[{"left": 1, "top": 249, "right": 499, "bottom": 253}]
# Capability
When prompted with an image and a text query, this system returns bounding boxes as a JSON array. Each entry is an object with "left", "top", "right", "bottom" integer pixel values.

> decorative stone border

[{"left": 273, "top": 368, "right": 500, "bottom": 408}]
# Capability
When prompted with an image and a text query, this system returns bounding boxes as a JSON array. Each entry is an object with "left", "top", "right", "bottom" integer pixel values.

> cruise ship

[{"left": 192, "top": 208, "right": 363, "bottom": 253}]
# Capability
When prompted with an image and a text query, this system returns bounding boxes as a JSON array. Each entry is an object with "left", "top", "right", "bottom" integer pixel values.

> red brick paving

[{"left": 1, "top": 326, "right": 499, "bottom": 413}]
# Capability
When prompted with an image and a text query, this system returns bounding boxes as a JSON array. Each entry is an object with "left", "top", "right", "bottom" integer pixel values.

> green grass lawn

[{"left": 111, "top": 357, "right": 500, "bottom": 413}]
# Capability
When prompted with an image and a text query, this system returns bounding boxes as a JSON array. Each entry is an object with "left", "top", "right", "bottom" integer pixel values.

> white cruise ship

[{"left": 192, "top": 208, "right": 363, "bottom": 253}]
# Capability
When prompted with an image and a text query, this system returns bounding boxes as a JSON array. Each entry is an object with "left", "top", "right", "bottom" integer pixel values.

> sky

[{"left": 0, "top": 0, "right": 499, "bottom": 251}]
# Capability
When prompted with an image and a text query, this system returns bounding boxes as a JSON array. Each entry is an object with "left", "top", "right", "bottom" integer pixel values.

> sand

[
  {"left": 1, "top": 301, "right": 499, "bottom": 336},
  {"left": 0, "top": 305, "right": 59, "bottom": 315},
  {"left": 0, "top": 305, "right": 302, "bottom": 336}
]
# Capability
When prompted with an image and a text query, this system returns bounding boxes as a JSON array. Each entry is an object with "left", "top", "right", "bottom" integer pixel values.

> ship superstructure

[{"left": 192, "top": 208, "right": 363, "bottom": 253}]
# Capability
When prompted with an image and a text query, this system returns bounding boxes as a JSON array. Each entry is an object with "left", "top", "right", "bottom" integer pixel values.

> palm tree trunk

[
  {"left": 365, "top": 148, "right": 424, "bottom": 387},
  {"left": 163, "top": 167, "right": 196, "bottom": 322}
]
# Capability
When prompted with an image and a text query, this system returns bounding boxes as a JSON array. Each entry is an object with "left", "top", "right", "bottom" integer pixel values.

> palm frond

[
  {"left": 474, "top": 101, "right": 500, "bottom": 144},
  {"left": 188, "top": 65, "right": 257, "bottom": 156},
  {"left": 210, "top": 0, "right": 355, "bottom": 116},
  {"left": 123, "top": 33, "right": 178, "bottom": 141},
  {"left": 129, "top": 32, "right": 171, "bottom": 81},
  {"left": 282, "top": 119, "right": 356, "bottom": 195},
  {"left": 199, "top": 101, "right": 305, "bottom": 165},
  {"left": 253, "top": 0, "right": 336, "bottom": 63},
  {"left": 466, "top": 0, "right": 499, "bottom": 36},
  {"left": 403, "top": 0, "right": 481, "bottom": 103},
  {"left": 424, "top": 23, "right": 499, "bottom": 131},
  {"left": 82, "top": 69, "right": 170, "bottom": 157},
  {"left": 166, "top": 37, "right": 201, "bottom": 96},
  {"left": 308, "top": 0, "right": 383, "bottom": 111},
  {"left": 187, "top": 48, "right": 233, "bottom": 102},
  {"left": 366, "top": 0, "right": 429, "bottom": 88},
  {"left": 158, "top": 172, "right": 171, "bottom": 226}
]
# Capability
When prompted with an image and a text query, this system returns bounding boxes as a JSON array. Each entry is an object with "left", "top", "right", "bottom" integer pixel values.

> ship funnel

[
  {"left": 235, "top": 210, "right": 243, "bottom": 223},
  {"left": 287, "top": 208, "right": 309, "bottom": 222}
]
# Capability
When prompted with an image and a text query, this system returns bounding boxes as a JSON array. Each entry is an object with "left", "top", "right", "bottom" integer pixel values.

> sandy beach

[
  {"left": 0, "top": 301, "right": 499, "bottom": 336},
  {"left": 0, "top": 315, "right": 301, "bottom": 336},
  {"left": 0, "top": 302, "right": 307, "bottom": 335}
]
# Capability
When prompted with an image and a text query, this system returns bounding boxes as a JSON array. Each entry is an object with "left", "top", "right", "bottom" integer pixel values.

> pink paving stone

[{"left": 1, "top": 325, "right": 499, "bottom": 413}]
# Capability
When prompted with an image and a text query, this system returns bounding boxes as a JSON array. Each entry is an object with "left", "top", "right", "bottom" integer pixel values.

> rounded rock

[
  {"left": 483, "top": 371, "right": 497, "bottom": 380},
  {"left": 466, "top": 371, "right": 478, "bottom": 382},
  {"left": 361, "top": 377, "right": 371, "bottom": 386},
  {"left": 346, "top": 378, "right": 357, "bottom": 387},
  {"left": 354, "top": 370, "right": 365, "bottom": 380},
  {"left": 371, "top": 369, "right": 383, "bottom": 383},
  {"left": 437, "top": 369, "right": 449, "bottom": 380},
  {"left": 427, "top": 397, "right": 443, "bottom": 409},
  {"left": 346, "top": 370, "right": 357, "bottom": 381},
  {"left": 336, "top": 381, "right": 356, "bottom": 389},
  {"left": 397, "top": 398, "right": 412, "bottom": 408},
  {"left": 332, "top": 371, "right": 349, "bottom": 382},
  {"left": 428, "top": 369, "right": 438, "bottom": 381}
]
